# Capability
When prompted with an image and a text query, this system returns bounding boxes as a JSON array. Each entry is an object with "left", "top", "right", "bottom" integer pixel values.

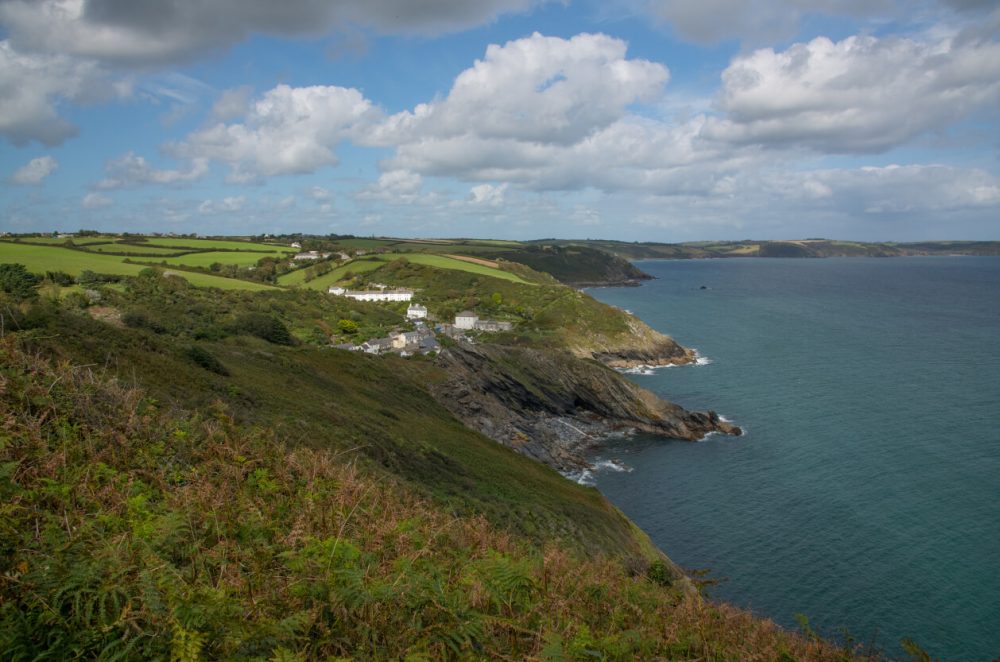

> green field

[
  {"left": 278, "top": 258, "right": 384, "bottom": 290},
  {"left": 149, "top": 251, "right": 281, "bottom": 268},
  {"left": 82, "top": 243, "right": 190, "bottom": 256},
  {"left": 15, "top": 236, "right": 114, "bottom": 246},
  {"left": 375, "top": 253, "right": 531, "bottom": 284},
  {"left": 139, "top": 237, "right": 293, "bottom": 253},
  {"left": 0, "top": 241, "right": 277, "bottom": 291}
]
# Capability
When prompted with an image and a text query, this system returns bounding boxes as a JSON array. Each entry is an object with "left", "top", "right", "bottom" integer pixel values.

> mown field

[
  {"left": 277, "top": 258, "right": 385, "bottom": 290},
  {"left": 0, "top": 241, "right": 277, "bottom": 291},
  {"left": 374, "top": 253, "right": 532, "bottom": 284},
  {"left": 81, "top": 243, "right": 190, "bottom": 256},
  {"left": 138, "top": 237, "right": 294, "bottom": 253},
  {"left": 147, "top": 250, "right": 284, "bottom": 268}
]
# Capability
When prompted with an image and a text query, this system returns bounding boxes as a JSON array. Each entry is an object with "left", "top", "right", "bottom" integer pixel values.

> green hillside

[{"left": 0, "top": 334, "right": 858, "bottom": 660}]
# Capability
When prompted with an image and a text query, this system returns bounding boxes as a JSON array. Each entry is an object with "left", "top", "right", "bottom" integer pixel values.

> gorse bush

[{"left": 0, "top": 339, "right": 865, "bottom": 660}]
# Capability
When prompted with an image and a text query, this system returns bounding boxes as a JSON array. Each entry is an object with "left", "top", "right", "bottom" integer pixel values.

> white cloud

[
  {"left": 469, "top": 183, "right": 508, "bottom": 206},
  {"left": 0, "top": 0, "right": 540, "bottom": 66},
  {"left": 82, "top": 192, "right": 113, "bottom": 209},
  {"left": 212, "top": 85, "right": 253, "bottom": 121},
  {"left": 97, "top": 152, "right": 208, "bottom": 188},
  {"left": 356, "top": 170, "right": 425, "bottom": 203},
  {"left": 11, "top": 155, "right": 58, "bottom": 184},
  {"left": 173, "top": 84, "right": 376, "bottom": 181},
  {"left": 198, "top": 196, "right": 246, "bottom": 214},
  {"left": 0, "top": 40, "right": 117, "bottom": 146},
  {"left": 308, "top": 186, "right": 333, "bottom": 201},
  {"left": 705, "top": 33, "right": 1000, "bottom": 153},
  {"left": 372, "top": 32, "right": 668, "bottom": 147}
]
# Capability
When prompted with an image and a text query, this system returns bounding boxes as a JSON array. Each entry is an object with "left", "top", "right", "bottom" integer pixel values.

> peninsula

[{"left": 1, "top": 232, "right": 862, "bottom": 660}]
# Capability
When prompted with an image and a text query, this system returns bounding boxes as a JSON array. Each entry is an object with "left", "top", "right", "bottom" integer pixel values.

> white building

[
  {"left": 328, "top": 286, "right": 414, "bottom": 302},
  {"left": 406, "top": 303, "right": 428, "bottom": 320},
  {"left": 293, "top": 251, "right": 330, "bottom": 260},
  {"left": 454, "top": 310, "right": 479, "bottom": 330}
]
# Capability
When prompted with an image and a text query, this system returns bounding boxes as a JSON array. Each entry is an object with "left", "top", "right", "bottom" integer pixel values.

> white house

[
  {"left": 475, "top": 320, "right": 514, "bottom": 332},
  {"left": 294, "top": 250, "right": 330, "bottom": 260},
  {"left": 454, "top": 311, "right": 479, "bottom": 330},
  {"left": 389, "top": 331, "right": 421, "bottom": 349},
  {"left": 406, "top": 303, "right": 428, "bottom": 320},
  {"left": 328, "top": 286, "right": 414, "bottom": 302},
  {"left": 290, "top": 242, "right": 301, "bottom": 249}
]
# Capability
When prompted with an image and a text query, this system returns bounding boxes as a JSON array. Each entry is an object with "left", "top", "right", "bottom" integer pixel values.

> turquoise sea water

[{"left": 587, "top": 257, "right": 1000, "bottom": 661}]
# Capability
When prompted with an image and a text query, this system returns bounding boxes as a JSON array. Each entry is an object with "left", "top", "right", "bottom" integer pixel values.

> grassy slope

[
  {"left": 373, "top": 254, "right": 532, "bottom": 284},
  {"left": 278, "top": 259, "right": 384, "bottom": 289},
  {"left": 0, "top": 241, "right": 277, "bottom": 291},
  {"left": 139, "top": 237, "right": 294, "bottom": 253},
  {"left": 0, "top": 338, "right": 859, "bottom": 660},
  {"left": 13, "top": 295, "right": 647, "bottom": 559}
]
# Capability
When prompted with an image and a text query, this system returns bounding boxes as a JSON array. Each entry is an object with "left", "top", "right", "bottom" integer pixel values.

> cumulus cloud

[
  {"left": 469, "top": 183, "right": 508, "bottom": 206},
  {"left": 356, "top": 170, "right": 425, "bottom": 203},
  {"left": 81, "top": 192, "right": 113, "bottom": 208},
  {"left": 198, "top": 196, "right": 246, "bottom": 214},
  {"left": 11, "top": 155, "right": 58, "bottom": 184},
  {"left": 369, "top": 33, "right": 715, "bottom": 193},
  {"left": 0, "top": 40, "right": 118, "bottom": 146},
  {"left": 173, "top": 84, "right": 376, "bottom": 181},
  {"left": 0, "top": 0, "right": 540, "bottom": 66},
  {"left": 373, "top": 32, "right": 668, "bottom": 147},
  {"left": 212, "top": 85, "right": 253, "bottom": 121},
  {"left": 705, "top": 33, "right": 1000, "bottom": 152},
  {"left": 97, "top": 152, "right": 208, "bottom": 188}
]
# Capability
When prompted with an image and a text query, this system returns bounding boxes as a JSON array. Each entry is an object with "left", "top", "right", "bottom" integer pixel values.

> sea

[{"left": 586, "top": 257, "right": 1000, "bottom": 662}]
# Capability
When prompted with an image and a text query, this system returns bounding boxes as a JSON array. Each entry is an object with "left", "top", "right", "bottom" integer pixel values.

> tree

[
  {"left": 337, "top": 319, "right": 359, "bottom": 335},
  {"left": 0, "top": 263, "right": 42, "bottom": 301}
]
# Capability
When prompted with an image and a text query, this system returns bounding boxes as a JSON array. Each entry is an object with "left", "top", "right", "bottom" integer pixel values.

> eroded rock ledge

[{"left": 431, "top": 344, "right": 740, "bottom": 473}]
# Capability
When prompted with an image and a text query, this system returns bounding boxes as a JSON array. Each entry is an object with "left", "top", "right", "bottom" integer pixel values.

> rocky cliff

[
  {"left": 431, "top": 344, "right": 740, "bottom": 472},
  {"left": 579, "top": 315, "right": 696, "bottom": 369}
]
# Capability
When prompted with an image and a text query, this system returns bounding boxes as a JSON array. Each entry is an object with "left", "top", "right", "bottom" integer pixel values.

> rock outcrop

[
  {"left": 570, "top": 315, "right": 696, "bottom": 369},
  {"left": 431, "top": 344, "right": 740, "bottom": 472}
]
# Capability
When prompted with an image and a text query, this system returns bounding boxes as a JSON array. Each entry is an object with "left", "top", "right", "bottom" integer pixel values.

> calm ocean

[{"left": 587, "top": 257, "right": 1000, "bottom": 661}]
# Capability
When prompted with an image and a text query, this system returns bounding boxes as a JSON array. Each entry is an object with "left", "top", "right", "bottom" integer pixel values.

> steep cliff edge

[{"left": 431, "top": 343, "right": 740, "bottom": 472}]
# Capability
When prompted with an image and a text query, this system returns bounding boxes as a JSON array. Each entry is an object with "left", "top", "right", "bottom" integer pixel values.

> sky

[{"left": 1, "top": 0, "right": 998, "bottom": 241}]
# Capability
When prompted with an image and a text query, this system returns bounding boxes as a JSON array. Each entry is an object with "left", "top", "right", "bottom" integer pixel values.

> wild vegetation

[
  {"left": 0, "top": 334, "right": 866, "bottom": 661},
  {"left": 0, "top": 234, "right": 945, "bottom": 658}
]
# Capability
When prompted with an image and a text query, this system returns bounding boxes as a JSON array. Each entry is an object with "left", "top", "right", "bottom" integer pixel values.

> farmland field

[
  {"left": 278, "top": 259, "right": 384, "bottom": 290},
  {"left": 148, "top": 251, "right": 280, "bottom": 268},
  {"left": 139, "top": 237, "right": 293, "bottom": 254},
  {"left": 374, "top": 253, "right": 531, "bottom": 284},
  {"left": 15, "top": 236, "right": 114, "bottom": 246},
  {"left": 0, "top": 241, "right": 277, "bottom": 291},
  {"left": 83, "top": 243, "right": 190, "bottom": 256}
]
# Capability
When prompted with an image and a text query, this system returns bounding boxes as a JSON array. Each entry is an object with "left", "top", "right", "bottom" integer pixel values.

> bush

[
  {"left": 185, "top": 345, "right": 230, "bottom": 375},
  {"left": 0, "top": 263, "right": 41, "bottom": 301},
  {"left": 229, "top": 313, "right": 295, "bottom": 345}
]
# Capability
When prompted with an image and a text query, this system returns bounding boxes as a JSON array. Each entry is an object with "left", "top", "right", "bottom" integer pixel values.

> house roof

[{"left": 456, "top": 310, "right": 477, "bottom": 317}]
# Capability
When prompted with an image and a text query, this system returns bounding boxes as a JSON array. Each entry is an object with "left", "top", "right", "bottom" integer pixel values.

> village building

[
  {"left": 293, "top": 250, "right": 330, "bottom": 260},
  {"left": 290, "top": 242, "right": 301, "bottom": 248},
  {"left": 475, "top": 319, "right": 514, "bottom": 332},
  {"left": 389, "top": 331, "right": 421, "bottom": 350},
  {"left": 454, "top": 311, "right": 479, "bottom": 330},
  {"left": 361, "top": 338, "right": 392, "bottom": 355},
  {"left": 331, "top": 288, "right": 414, "bottom": 302},
  {"left": 406, "top": 303, "right": 428, "bottom": 320}
]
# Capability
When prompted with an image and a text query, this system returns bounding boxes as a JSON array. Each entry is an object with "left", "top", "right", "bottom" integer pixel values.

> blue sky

[{"left": 1, "top": 0, "right": 998, "bottom": 241}]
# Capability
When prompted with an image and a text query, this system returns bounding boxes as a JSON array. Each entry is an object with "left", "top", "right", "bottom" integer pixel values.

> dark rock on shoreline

[{"left": 432, "top": 344, "right": 741, "bottom": 473}]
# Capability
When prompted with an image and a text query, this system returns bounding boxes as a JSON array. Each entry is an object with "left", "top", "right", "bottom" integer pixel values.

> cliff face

[
  {"left": 574, "top": 315, "right": 696, "bottom": 369},
  {"left": 431, "top": 344, "right": 740, "bottom": 472}
]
